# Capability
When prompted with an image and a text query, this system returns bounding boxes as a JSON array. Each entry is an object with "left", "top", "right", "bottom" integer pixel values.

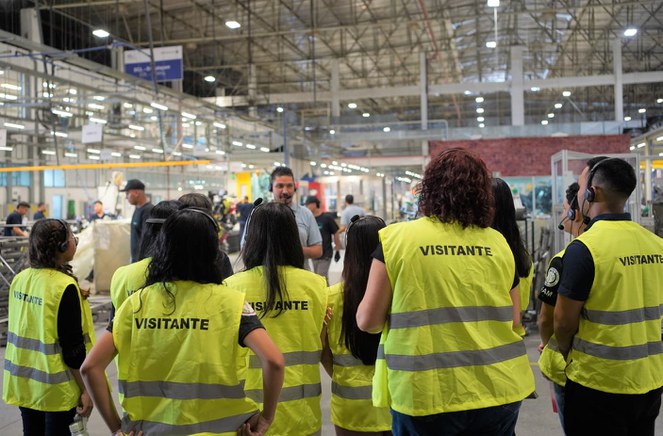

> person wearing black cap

[
  {"left": 4, "top": 201, "right": 30, "bottom": 237},
  {"left": 305, "top": 196, "right": 341, "bottom": 282},
  {"left": 120, "top": 179, "right": 153, "bottom": 262}
]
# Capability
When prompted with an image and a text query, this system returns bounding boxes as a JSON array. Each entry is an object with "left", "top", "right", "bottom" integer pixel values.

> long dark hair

[
  {"left": 241, "top": 202, "right": 304, "bottom": 318},
  {"left": 143, "top": 208, "right": 223, "bottom": 314},
  {"left": 137, "top": 200, "right": 181, "bottom": 260},
  {"left": 28, "top": 218, "right": 77, "bottom": 280},
  {"left": 341, "top": 216, "right": 386, "bottom": 365},
  {"left": 491, "top": 178, "right": 532, "bottom": 277}
]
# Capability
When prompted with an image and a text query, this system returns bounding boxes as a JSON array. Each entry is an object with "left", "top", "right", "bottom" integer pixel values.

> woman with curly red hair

[{"left": 357, "top": 148, "right": 535, "bottom": 435}]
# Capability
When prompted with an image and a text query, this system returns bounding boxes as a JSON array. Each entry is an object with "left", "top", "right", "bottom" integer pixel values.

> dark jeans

[
  {"left": 391, "top": 401, "right": 521, "bottom": 436},
  {"left": 19, "top": 406, "right": 76, "bottom": 436},
  {"left": 564, "top": 379, "right": 662, "bottom": 436}
]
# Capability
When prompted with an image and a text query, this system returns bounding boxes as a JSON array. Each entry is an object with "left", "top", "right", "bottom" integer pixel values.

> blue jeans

[
  {"left": 19, "top": 406, "right": 76, "bottom": 436},
  {"left": 553, "top": 382, "right": 566, "bottom": 432},
  {"left": 391, "top": 401, "right": 522, "bottom": 436}
]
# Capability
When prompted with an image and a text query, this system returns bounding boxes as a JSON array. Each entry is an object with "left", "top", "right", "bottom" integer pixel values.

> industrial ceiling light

[
  {"left": 657, "top": 98, "right": 663, "bottom": 104},
  {"left": 476, "top": 108, "right": 485, "bottom": 114},
  {"left": 329, "top": 129, "right": 336, "bottom": 135},
  {"left": 547, "top": 113, "right": 555, "bottom": 118},
  {"left": 362, "top": 112, "right": 370, "bottom": 117},
  {"left": 638, "top": 108, "right": 646, "bottom": 113},
  {"left": 479, "top": 123, "right": 485, "bottom": 128},
  {"left": 624, "top": 116, "right": 631, "bottom": 121},
  {"left": 92, "top": 29, "right": 110, "bottom": 38},
  {"left": 348, "top": 102, "right": 357, "bottom": 109},
  {"left": 225, "top": 20, "right": 241, "bottom": 29},
  {"left": 383, "top": 127, "right": 391, "bottom": 132},
  {"left": 541, "top": 120, "right": 549, "bottom": 125},
  {"left": 475, "top": 97, "right": 484, "bottom": 103},
  {"left": 486, "top": 41, "right": 497, "bottom": 48},
  {"left": 42, "top": 150, "right": 56, "bottom": 155},
  {"left": 562, "top": 90, "right": 571, "bottom": 97},
  {"left": 150, "top": 102, "right": 168, "bottom": 111},
  {"left": 4, "top": 122, "right": 25, "bottom": 129},
  {"left": 623, "top": 28, "right": 638, "bottom": 37},
  {"left": 530, "top": 87, "right": 540, "bottom": 92},
  {"left": 477, "top": 116, "right": 484, "bottom": 122},
  {"left": 213, "top": 122, "right": 226, "bottom": 129},
  {"left": 204, "top": 75, "right": 216, "bottom": 82},
  {"left": 182, "top": 112, "right": 197, "bottom": 120},
  {"left": 554, "top": 103, "right": 563, "bottom": 109},
  {"left": 276, "top": 107, "right": 284, "bottom": 113},
  {"left": 129, "top": 124, "right": 145, "bottom": 131}
]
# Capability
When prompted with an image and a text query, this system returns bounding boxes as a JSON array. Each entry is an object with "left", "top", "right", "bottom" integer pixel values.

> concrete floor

[{"left": 1, "top": 255, "right": 661, "bottom": 435}]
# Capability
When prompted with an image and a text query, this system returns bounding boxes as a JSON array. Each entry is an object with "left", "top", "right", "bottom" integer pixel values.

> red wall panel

[{"left": 428, "top": 135, "right": 630, "bottom": 176}]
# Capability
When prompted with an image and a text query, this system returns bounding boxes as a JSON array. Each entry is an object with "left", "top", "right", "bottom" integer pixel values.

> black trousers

[
  {"left": 19, "top": 406, "right": 76, "bottom": 436},
  {"left": 564, "top": 379, "right": 662, "bottom": 436}
]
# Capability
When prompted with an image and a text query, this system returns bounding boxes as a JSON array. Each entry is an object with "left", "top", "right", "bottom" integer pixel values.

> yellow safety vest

[
  {"left": 565, "top": 220, "right": 663, "bottom": 394},
  {"left": 110, "top": 257, "right": 150, "bottom": 311},
  {"left": 538, "top": 250, "right": 568, "bottom": 387},
  {"left": 113, "top": 280, "right": 258, "bottom": 435},
  {"left": 3, "top": 268, "right": 95, "bottom": 411},
  {"left": 513, "top": 262, "right": 534, "bottom": 337},
  {"left": 375, "top": 217, "right": 535, "bottom": 416},
  {"left": 224, "top": 266, "right": 327, "bottom": 436},
  {"left": 326, "top": 283, "right": 391, "bottom": 432}
]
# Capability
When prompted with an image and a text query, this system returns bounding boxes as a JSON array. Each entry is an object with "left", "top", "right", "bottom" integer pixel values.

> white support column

[
  {"left": 331, "top": 59, "right": 340, "bottom": 121},
  {"left": 613, "top": 40, "right": 624, "bottom": 123},
  {"left": 248, "top": 63, "right": 257, "bottom": 118},
  {"left": 510, "top": 46, "right": 525, "bottom": 126},
  {"left": 420, "top": 52, "right": 429, "bottom": 161}
]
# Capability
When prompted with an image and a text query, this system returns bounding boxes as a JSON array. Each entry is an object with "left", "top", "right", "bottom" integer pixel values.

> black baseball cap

[
  {"left": 304, "top": 196, "right": 318, "bottom": 205},
  {"left": 120, "top": 179, "right": 145, "bottom": 192}
]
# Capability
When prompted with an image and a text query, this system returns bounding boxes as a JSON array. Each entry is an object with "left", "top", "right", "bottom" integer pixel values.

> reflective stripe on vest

[
  {"left": 332, "top": 354, "right": 364, "bottom": 367},
  {"left": 122, "top": 411, "right": 256, "bottom": 434},
  {"left": 119, "top": 379, "right": 247, "bottom": 399},
  {"left": 4, "top": 359, "right": 71, "bottom": 385},
  {"left": 376, "top": 219, "right": 535, "bottom": 415},
  {"left": 249, "top": 350, "right": 321, "bottom": 368},
  {"left": 573, "top": 337, "right": 663, "bottom": 360},
  {"left": 245, "top": 383, "right": 322, "bottom": 403},
  {"left": 583, "top": 304, "right": 663, "bottom": 325},
  {"left": 377, "top": 341, "right": 526, "bottom": 371},
  {"left": 7, "top": 331, "right": 91, "bottom": 354},
  {"left": 565, "top": 220, "right": 663, "bottom": 394},
  {"left": 390, "top": 306, "right": 513, "bottom": 329},
  {"left": 332, "top": 382, "right": 372, "bottom": 400}
]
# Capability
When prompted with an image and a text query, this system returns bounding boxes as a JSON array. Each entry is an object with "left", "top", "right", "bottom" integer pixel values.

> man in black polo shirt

[
  {"left": 4, "top": 202, "right": 30, "bottom": 237},
  {"left": 121, "top": 179, "right": 153, "bottom": 262}
]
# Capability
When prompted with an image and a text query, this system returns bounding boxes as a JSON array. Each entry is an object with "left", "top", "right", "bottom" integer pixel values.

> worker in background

[
  {"left": 491, "top": 178, "right": 534, "bottom": 337},
  {"left": 88, "top": 200, "right": 106, "bottom": 222},
  {"left": 33, "top": 202, "right": 47, "bottom": 220},
  {"left": 357, "top": 148, "right": 534, "bottom": 435},
  {"left": 322, "top": 214, "right": 392, "bottom": 435},
  {"left": 3, "top": 219, "right": 94, "bottom": 434},
  {"left": 537, "top": 180, "right": 586, "bottom": 431},
  {"left": 269, "top": 166, "right": 322, "bottom": 261},
  {"left": 224, "top": 202, "right": 328, "bottom": 436},
  {"left": 81, "top": 208, "right": 284, "bottom": 435},
  {"left": 305, "top": 196, "right": 341, "bottom": 283},
  {"left": 4, "top": 201, "right": 30, "bottom": 237},
  {"left": 121, "top": 179, "right": 153, "bottom": 262},
  {"left": 340, "top": 195, "right": 365, "bottom": 232},
  {"left": 554, "top": 157, "right": 663, "bottom": 435},
  {"left": 237, "top": 196, "right": 254, "bottom": 240}
]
